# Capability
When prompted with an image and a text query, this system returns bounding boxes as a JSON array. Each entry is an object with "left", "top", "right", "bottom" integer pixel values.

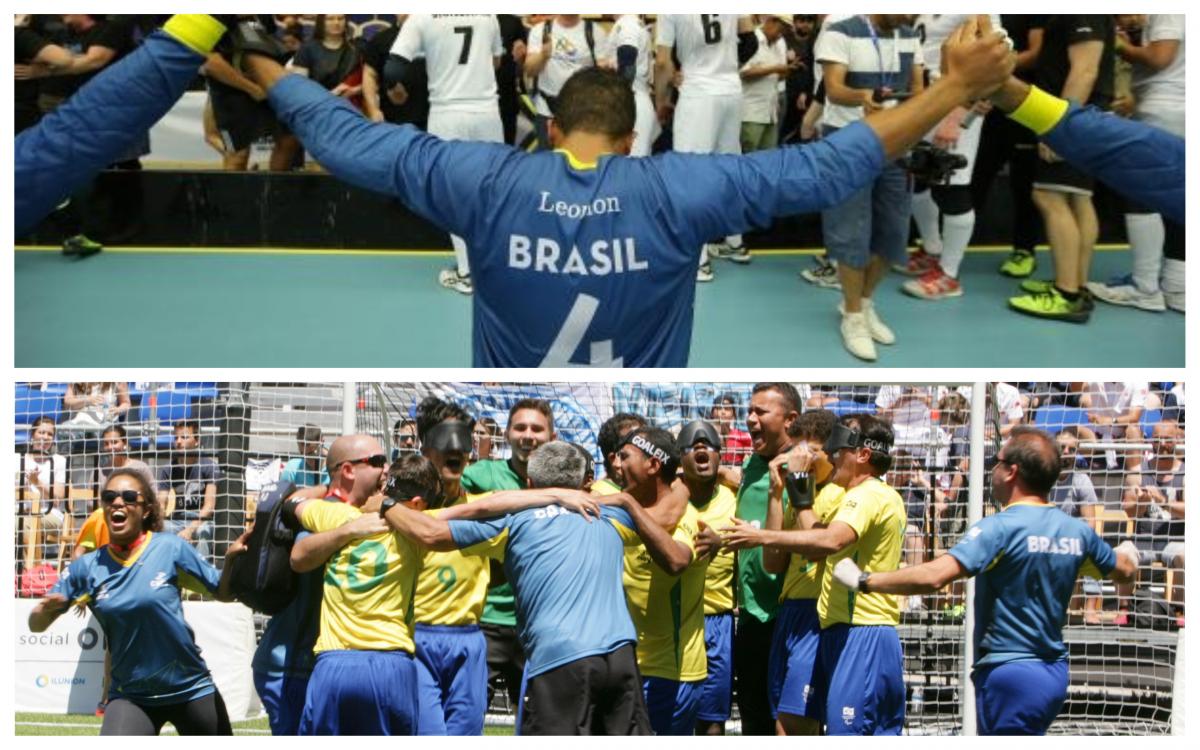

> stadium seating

[
  {"left": 1034, "top": 405, "right": 1089, "bottom": 435},
  {"left": 133, "top": 390, "right": 195, "bottom": 450}
]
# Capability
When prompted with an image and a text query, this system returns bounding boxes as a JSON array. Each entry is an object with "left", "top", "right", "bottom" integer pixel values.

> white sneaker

[
  {"left": 1165, "top": 291, "right": 1185, "bottom": 313},
  {"left": 858, "top": 300, "right": 895, "bottom": 345},
  {"left": 1085, "top": 281, "right": 1166, "bottom": 312},
  {"left": 801, "top": 260, "right": 841, "bottom": 290},
  {"left": 697, "top": 260, "right": 715, "bottom": 283},
  {"left": 840, "top": 311, "right": 877, "bottom": 361},
  {"left": 438, "top": 267, "right": 473, "bottom": 295},
  {"left": 711, "top": 241, "right": 752, "bottom": 264}
]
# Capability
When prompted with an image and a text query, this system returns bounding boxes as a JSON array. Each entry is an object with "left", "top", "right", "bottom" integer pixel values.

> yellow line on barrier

[{"left": 16, "top": 244, "right": 1130, "bottom": 257}]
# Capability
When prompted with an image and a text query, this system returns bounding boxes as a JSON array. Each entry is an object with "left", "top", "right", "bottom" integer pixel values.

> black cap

[
  {"left": 676, "top": 420, "right": 721, "bottom": 451},
  {"left": 424, "top": 421, "right": 473, "bottom": 454},
  {"left": 620, "top": 427, "right": 681, "bottom": 475}
]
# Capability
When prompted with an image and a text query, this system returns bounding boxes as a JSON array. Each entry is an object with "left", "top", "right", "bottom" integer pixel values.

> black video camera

[{"left": 902, "top": 141, "right": 968, "bottom": 185}]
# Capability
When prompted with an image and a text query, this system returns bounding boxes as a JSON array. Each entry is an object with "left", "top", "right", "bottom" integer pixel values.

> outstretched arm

[
  {"left": 244, "top": 54, "right": 513, "bottom": 241},
  {"left": 660, "top": 16, "right": 1015, "bottom": 244},
  {"left": 610, "top": 494, "right": 692, "bottom": 575},
  {"left": 15, "top": 15, "right": 229, "bottom": 236},
  {"left": 28, "top": 593, "right": 73, "bottom": 633},
  {"left": 438, "top": 488, "right": 602, "bottom": 521},
  {"left": 989, "top": 77, "right": 1184, "bottom": 223},
  {"left": 832, "top": 554, "right": 967, "bottom": 595},
  {"left": 291, "top": 513, "right": 390, "bottom": 573}
]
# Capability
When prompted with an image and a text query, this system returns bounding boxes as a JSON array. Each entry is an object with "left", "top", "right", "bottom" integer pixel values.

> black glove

[{"left": 785, "top": 470, "right": 815, "bottom": 510}]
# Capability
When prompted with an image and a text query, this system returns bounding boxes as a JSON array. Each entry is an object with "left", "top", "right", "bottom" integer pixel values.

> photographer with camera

[
  {"left": 902, "top": 15, "right": 1001, "bottom": 301},
  {"left": 815, "top": 14, "right": 924, "bottom": 361}
]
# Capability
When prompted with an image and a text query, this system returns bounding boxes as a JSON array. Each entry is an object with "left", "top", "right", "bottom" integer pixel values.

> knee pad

[{"left": 931, "top": 184, "right": 973, "bottom": 215}]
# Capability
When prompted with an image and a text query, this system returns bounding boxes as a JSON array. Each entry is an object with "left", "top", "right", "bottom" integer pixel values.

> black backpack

[{"left": 229, "top": 480, "right": 300, "bottom": 614}]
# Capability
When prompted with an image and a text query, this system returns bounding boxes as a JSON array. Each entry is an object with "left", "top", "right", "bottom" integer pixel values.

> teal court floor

[{"left": 14, "top": 245, "right": 1184, "bottom": 367}]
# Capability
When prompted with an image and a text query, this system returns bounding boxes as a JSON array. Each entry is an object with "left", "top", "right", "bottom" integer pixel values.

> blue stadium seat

[
  {"left": 1139, "top": 408, "right": 1163, "bottom": 439},
  {"left": 1033, "top": 405, "right": 1088, "bottom": 435},
  {"left": 173, "top": 382, "right": 219, "bottom": 400},
  {"left": 15, "top": 385, "right": 64, "bottom": 425},
  {"left": 133, "top": 391, "right": 195, "bottom": 450},
  {"left": 822, "top": 400, "right": 877, "bottom": 417}
]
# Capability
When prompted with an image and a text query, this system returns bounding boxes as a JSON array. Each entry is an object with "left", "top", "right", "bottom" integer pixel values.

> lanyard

[{"left": 864, "top": 16, "right": 896, "bottom": 93}]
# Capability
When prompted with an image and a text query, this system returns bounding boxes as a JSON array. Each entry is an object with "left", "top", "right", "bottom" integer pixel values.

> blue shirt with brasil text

[
  {"left": 448, "top": 504, "right": 640, "bottom": 677},
  {"left": 948, "top": 502, "right": 1117, "bottom": 670},
  {"left": 268, "top": 75, "right": 886, "bottom": 367}
]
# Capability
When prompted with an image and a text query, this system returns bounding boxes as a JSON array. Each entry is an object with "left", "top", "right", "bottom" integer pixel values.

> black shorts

[
  {"left": 1033, "top": 159, "right": 1094, "bottom": 196},
  {"left": 209, "top": 83, "right": 289, "bottom": 153},
  {"left": 100, "top": 690, "right": 232, "bottom": 736},
  {"left": 520, "top": 643, "right": 651, "bottom": 736}
]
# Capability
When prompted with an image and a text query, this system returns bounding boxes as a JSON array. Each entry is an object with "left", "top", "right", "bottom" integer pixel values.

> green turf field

[
  {"left": 14, "top": 244, "right": 1185, "bottom": 367},
  {"left": 14, "top": 712, "right": 516, "bottom": 736}
]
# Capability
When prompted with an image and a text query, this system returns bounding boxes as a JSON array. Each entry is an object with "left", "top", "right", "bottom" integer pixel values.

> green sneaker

[
  {"left": 999, "top": 249, "right": 1036, "bottom": 278},
  {"left": 62, "top": 234, "right": 103, "bottom": 257},
  {"left": 1019, "top": 278, "right": 1054, "bottom": 294},
  {"left": 1009, "top": 287, "right": 1091, "bottom": 323},
  {"left": 1019, "top": 280, "right": 1094, "bottom": 311}
]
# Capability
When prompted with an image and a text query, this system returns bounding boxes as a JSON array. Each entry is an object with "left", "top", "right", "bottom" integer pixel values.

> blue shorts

[
  {"left": 298, "top": 650, "right": 419, "bottom": 735},
  {"left": 414, "top": 624, "right": 488, "bottom": 736},
  {"left": 642, "top": 676, "right": 703, "bottom": 735},
  {"left": 974, "top": 660, "right": 1068, "bottom": 735},
  {"left": 821, "top": 126, "right": 912, "bottom": 270},
  {"left": 695, "top": 612, "right": 733, "bottom": 722},
  {"left": 252, "top": 670, "right": 310, "bottom": 736},
  {"left": 768, "top": 599, "right": 821, "bottom": 720},
  {"left": 814, "top": 624, "right": 905, "bottom": 735}
]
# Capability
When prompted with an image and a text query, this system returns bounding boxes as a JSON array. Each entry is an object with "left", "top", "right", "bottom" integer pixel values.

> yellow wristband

[
  {"left": 1008, "top": 85, "right": 1071, "bottom": 137},
  {"left": 162, "top": 14, "right": 227, "bottom": 56}
]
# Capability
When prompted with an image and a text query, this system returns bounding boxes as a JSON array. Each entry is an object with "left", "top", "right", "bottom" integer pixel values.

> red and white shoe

[
  {"left": 902, "top": 267, "right": 963, "bottom": 300},
  {"left": 895, "top": 247, "right": 941, "bottom": 277}
]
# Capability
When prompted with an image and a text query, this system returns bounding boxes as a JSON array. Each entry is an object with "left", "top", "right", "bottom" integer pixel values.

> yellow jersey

[
  {"left": 690, "top": 485, "right": 736, "bottom": 614},
  {"left": 414, "top": 494, "right": 491, "bottom": 626},
  {"left": 592, "top": 478, "right": 620, "bottom": 496},
  {"left": 76, "top": 508, "right": 109, "bottom": 551},
  {"left": 780, "top": 483, "right": 847, "bottom": 602},
  {"left": 301, "top": 501, "right": 422, "bottom": 653},
  {"left": 622, "top": 503, "right": 708, "bottom": 682},
  {"left": 817, "top": 477, "right": 906, "bottom": 628}
]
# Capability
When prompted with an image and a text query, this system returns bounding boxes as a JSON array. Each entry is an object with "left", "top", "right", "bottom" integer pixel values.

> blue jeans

[{"left": 821, "top": 125, "right": 912, "bottom": 270}]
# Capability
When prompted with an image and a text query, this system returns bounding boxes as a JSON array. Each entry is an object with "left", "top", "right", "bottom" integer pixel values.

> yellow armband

[
  {"left": 162, "top": 14, "right": 227, "bottom": 57},
  {"left": 1008, "top": 85, "right": 1071, "bottom": 137}
]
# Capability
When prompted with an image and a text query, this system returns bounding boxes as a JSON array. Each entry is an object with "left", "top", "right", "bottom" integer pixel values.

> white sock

[
  {"left": 700, "top": 244, "right": 709, "bottom": 267},
  {"left": 1125, "top": 213, "right": 1164, "bottom": 293},
  {"left": 911, "top": 190, "right": 942, "bottom": 255},
  {"left": 451, "top": 234, "right": 470, "bottom": 277},
  {"left": 725, "top": 234, "right": 744, "bottom": 249},
  {"left": 940, "top": 210, "right": 975, "bottom": 279},
  {"left": 1162, "top": 258, "right": 1186, "bottom": 294}
]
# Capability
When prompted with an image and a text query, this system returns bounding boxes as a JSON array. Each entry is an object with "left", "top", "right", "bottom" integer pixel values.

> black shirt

[
  {"left": 293, "top": 38, "right": 359, "bottom": 91},
  {"left": 39, "top": 16, "right": 134, "bottom": 99},
  {"left": 496, "top": 14, "right": 528, "bottom": 109},
  {"left": 15, "top": 27, "right": 50, "bottom": 109},
  {"left": 1001, "top": 14, "right": 1047, "bottom": 83},
  {"left": 1035, "top": 15, "right": 1115, "bottom": 109},
  {"left": 363, "top": 23, "right": 429, "bottom": 129}
]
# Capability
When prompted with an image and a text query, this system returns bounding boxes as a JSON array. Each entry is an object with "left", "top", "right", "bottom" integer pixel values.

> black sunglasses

[
  {"left": 336, "top": 454, "right": 387, "bottom": 470},
  {"left": 101, "top": 489, "right": 144, "bottom": 506}
]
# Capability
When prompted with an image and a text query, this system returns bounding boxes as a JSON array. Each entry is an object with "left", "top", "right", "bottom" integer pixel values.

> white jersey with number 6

[
  {"left": 657, "top": 14, "right": 742, "bottom": 97},
  {"left": 393, "top": 14, "right": 503, "bottom": 114}
]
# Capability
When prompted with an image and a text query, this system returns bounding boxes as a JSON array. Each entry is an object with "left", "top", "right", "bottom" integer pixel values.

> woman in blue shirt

[{"left": 29, "top": 468, "right": 248, "bottom": 735}]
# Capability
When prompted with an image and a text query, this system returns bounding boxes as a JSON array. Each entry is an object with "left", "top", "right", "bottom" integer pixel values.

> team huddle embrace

[{"left": 27, "top": 385, "right": 1137, "bottom": 736}]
